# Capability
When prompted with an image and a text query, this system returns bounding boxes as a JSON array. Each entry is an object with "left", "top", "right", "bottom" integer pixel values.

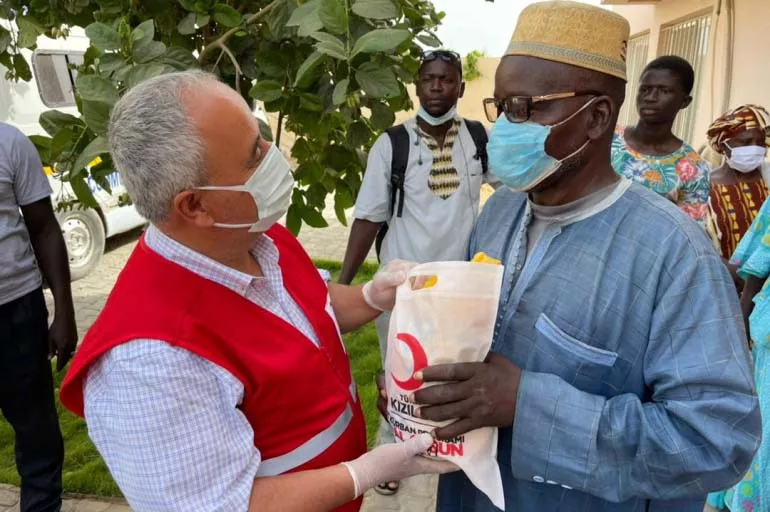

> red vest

[{"left": 61, "top": 225, "right": 366, "bottom": 511}]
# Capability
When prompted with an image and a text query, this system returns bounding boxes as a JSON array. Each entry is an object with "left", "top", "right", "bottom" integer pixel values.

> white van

[
  {"left": 0, "top": 25, "right": 146, "bottom": 280},
  {"left": 1, "top": 23, "right": 271, "bottom": 280}
]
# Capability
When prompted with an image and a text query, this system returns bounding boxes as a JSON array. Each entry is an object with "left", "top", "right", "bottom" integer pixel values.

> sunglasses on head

[{"left": 421, "top": 50, "right": 462, "bottom": 72}]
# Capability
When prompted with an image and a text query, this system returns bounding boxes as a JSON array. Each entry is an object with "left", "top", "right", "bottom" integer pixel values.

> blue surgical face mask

[
  {"left": 488, "top": 98, "right": 596, "bottom": 192},
  {"left": 417, "top": 106, "right": 457, "bottom": 126}
]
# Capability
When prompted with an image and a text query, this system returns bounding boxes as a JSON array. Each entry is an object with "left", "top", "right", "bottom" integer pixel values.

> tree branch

[
  {"left": 210, "top": 41, "right": 243, "bottom": 94},
  {"left": 198, "top": 0, "right": 278, "bottom": 65},
  {"left": 276, "top": 110, "right": 284, "bottom": 147}
]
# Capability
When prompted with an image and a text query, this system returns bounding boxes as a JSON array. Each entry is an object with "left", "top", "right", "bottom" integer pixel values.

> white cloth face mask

[
  {"left": 196, "top": 144, "right": 295, "bottom": 232},
  {"left": 725, "top": 144, "right": 767, "bottom": 173}
]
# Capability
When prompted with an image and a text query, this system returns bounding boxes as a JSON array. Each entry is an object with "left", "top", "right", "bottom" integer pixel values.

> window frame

[
  {"left": 31, "top": 49, "right": 84, "bottom": 109},
  {"left": 618, "top": 30, "right": 651, "bottom": 128},
  {"left": 656, "top": 8, "right": 714, "bottom": 142}
]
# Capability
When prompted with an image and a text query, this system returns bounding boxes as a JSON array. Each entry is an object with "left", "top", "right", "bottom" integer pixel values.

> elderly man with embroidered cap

[
  {"left": 405, "top": 2, "right": 761, "bottom": 511},
  {"left": 58, "top": 70, "right": 454, "bottom": 512}
]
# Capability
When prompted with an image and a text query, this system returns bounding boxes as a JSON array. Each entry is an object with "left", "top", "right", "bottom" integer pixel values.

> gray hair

[{"left": 108, "top": 70, "right": 217, "bottom": 223}]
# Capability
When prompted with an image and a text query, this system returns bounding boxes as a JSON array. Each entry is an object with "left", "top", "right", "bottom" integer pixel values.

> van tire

[{"left": 57, "top": 208, "right": 106, "bottom": 281}]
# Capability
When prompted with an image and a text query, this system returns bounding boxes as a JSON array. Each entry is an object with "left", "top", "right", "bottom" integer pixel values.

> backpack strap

[
  {"left": 374, "top": 125, "right": 410, "bottom": 261},
  {"left": 386, "top": 125, "right": 410, "bottom": 218},
  {"left": 464, "top": 119, "right": 488, "bottom": 173}
]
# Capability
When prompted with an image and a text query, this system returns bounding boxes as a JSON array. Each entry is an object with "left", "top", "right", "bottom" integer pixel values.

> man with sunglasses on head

[
  {"left": 339, "top": 48, "right": 498, "bottom": 496},
  {"left": 401, "top": 2, "right": 760, "bottom": 511}
]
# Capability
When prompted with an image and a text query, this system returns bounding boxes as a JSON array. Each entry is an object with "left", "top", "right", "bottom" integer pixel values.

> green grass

[{"left": 0, "top": 260, "right": 381, "bottom": 497}]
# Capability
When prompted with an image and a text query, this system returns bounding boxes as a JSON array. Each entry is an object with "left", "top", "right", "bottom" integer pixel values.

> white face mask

[
  {"left": 196, "top": 144, "right": 294, "bottom": 232},
  {"left": 417, "top": 106, "right": 457, "bottom": 126},
  {"left": 726, "top": 144, "right": 767, "bottom": 173}
]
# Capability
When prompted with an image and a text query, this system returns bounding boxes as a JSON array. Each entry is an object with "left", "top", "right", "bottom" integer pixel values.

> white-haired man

[{"left": 60, "top": 71, "right": 452, "bottom": 512}]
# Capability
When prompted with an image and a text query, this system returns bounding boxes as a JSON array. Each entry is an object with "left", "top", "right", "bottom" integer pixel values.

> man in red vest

[{"left": 59, "top": 70, "right": 453, "bottom": 512}]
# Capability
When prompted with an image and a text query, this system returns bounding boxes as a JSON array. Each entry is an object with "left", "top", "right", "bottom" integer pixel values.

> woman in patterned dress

[
  {"left": 707, "top": 197, "right": 770, "bottom": 512},
  {"left": 611, "top": 56, "right": 711, "bottom": 228},
  {"left": 705, "top": 105, "right": 770, "bottom": 291}
]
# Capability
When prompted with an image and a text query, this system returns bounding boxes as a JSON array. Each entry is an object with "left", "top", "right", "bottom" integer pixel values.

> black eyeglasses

[
  {"left": 483, "top": 92, "right": 599, "bottom": 123},
  {"left": 421, "top": 50, "right": 462, "bottom": 73}
]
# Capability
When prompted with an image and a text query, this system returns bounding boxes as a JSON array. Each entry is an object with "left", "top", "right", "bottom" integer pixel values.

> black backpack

[{"left": 373, "top": 119, "right": 489, "bottom": 260}]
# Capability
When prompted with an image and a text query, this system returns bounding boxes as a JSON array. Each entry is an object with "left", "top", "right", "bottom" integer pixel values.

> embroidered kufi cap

[{"left": 506, "top": 1, "right": 631, "bottom": 81}]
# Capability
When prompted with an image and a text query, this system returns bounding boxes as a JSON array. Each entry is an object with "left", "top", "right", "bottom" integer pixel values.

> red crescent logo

[{"left": 391, "top": 333, "right": 428, "bottom": 391}]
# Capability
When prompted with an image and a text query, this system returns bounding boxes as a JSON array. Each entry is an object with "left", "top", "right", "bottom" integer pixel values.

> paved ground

[{"left": 0, "top": 484, "right": 130, "bottom": 512}]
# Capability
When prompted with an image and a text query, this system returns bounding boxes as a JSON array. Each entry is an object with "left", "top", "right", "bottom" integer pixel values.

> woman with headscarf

[{"left": 706, "top": 105, "right": 770, "bottom": 290}]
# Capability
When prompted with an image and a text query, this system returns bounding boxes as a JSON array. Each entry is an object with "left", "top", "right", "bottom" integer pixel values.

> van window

[{"left": 32, "top": 51, "right": 84, "bottom": 108}]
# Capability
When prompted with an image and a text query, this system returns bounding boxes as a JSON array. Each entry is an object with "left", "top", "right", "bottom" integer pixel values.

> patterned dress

[
  {"left": 707, "top": 198, "right": 770, "bottom": 511},
  {"left": 707, "top": 181, "right": 769, "bottom": 260},
  {"left": 611, "top": 126, "right": 711, "bottom": 228}
]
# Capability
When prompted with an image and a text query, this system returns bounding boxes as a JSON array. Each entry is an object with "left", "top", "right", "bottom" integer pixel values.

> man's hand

[
  {"left": 362, "top": 260, "right": 415, "bottom": 312},
  {"left": 376, "top": 370, "right": 388, "bottom": 420},
  {"left": 413, "top": 353, "right": 522, "bottom": 440},
  {"left": 49, "top": 312, "right": 77, "bottom": 371}
]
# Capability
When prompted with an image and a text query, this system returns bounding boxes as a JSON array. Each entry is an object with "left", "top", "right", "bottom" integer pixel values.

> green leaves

[
  {"left": 11, "top": 54, "right": 31, "bottom": 81},
  {"left": 131, "top": 20, "right": 166, "bottom": 63},
  {"left": 126, "top": 63, "right": 170, "bottom": 89},
  {"left": 98, "top": 53, "right": 126, "bottom": 73},
  {"left": 311, "top": 32, "right": 347, "bottom": 60},
  {"left": 301, "top": 205, "right": 328, "bottom": 227},
  {"left": 132, "top": 19, "right": 155, "bottom": 44},
  {"left": 14, "top": 0, "right": 449, "bottom": 233},
  {"left": 355, "top": 65, "right": 399, "bottom": 97},
  {"left": 351, "top": 29, "right": 409, "bottom": 57},
  {"left": 346, "top": 120, "right": 371, "bottom": 147},
  {"left": 134, "top": 41, "right": 166, "bottom": 63},
  {"left": 81, "top": 100, "right": 111, "bottom": 135},
  {"left": 351, "top": 0, "right": 398, "bottom": 20},
  {"left": 0, "top": 27, "right": 11, "bottom": 54},
  {"left": 299, "top": 92, "right": 323, "bottom": 112},
  {"left": 85, "top": 23, "right": 120, "bottom": 51},
  {"left": 294, "top": 51, "right": 324, "bottom": 87},
  {"left": 16, "top": 17, "right": 45, "bottom": 48},
  {"left": 213, "top": 4, "right": 243, "bottom": 28},
  {"left": 332, "top": 78, "right": 349, "bottom": 105},
  {"left": 72, "top": 136, "right": 109, "bottom": 177},
  {"left": 40, "top": 111, "right": 82, "bottom": 137},
  {"left": 162, "top": 47, "right": 198, "bottom": 70},
  {"left": 318, "top": 0, "right": 346, "bottom": 35},
  {"left": 370, "top": 101, "right": 395, "bottom": 130},
  {"left": 70, "top": 174, "right": 100, "bottom": 209},
  {"left": 177, "top": 13, "right": 197, "bottom": 35},
  {"left": 286, "top": 0, "right": 323, "bottom": 37},
  {"left": 286, "top": 203, "right": 302, "bottom": 235},
  {"left": 76, "top": 75, "right": 118, "bottom": 104},
  {"left": 417, "top": 33, "right": 441, "bottom": 48},
  {"left": 177, "top": 0, "right": 199, "bottom": 11},
  {"left": 249, "top": 80, "right": 284, "bottom": 102}
]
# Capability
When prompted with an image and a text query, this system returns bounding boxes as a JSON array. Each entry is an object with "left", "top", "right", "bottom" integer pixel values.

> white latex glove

[
  {"left": 342, "top": 433, "right": 458, "bottom": 498},
  {"left": 361, "top": 259, "right": 415, "bottom": 312}
]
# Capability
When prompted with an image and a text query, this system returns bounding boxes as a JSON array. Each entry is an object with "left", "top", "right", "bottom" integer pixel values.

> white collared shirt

[{"left": 354, "top": 117, "right": 499, "bottom": 267}]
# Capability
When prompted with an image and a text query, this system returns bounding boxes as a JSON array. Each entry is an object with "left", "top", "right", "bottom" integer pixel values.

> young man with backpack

[{"left": 338, "top": 49, "right": 498, "bottom": 496}]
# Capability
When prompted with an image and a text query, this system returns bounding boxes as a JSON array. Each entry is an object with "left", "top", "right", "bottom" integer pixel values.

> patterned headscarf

[{"left": 707, "top": 104, "right": 770, "bottom": 154}]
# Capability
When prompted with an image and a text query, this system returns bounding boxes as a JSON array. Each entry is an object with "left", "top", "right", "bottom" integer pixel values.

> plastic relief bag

[{"left": 385, "top": 258, "right": 505, "bottom": 510}]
